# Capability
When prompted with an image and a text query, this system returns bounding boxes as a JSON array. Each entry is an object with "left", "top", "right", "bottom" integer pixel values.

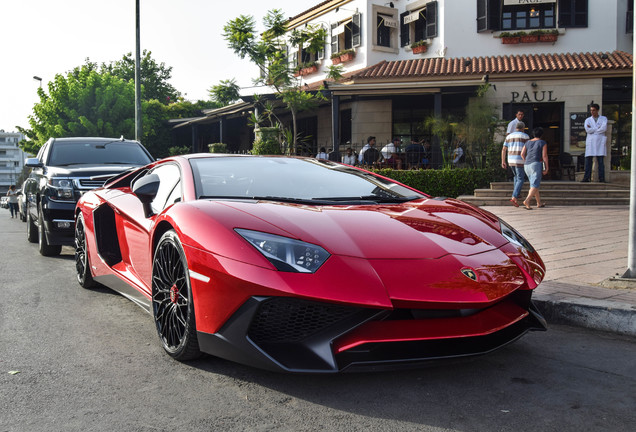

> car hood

[
  {"left": 200, "top": 198, "right": 507, "bottom": 260},
  {"left": 45, "top": 164, "right": 141, "bottom": 178}
]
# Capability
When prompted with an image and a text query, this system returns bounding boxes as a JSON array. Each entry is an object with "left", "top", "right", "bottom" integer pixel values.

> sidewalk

[{"left": 484, "top": 205, "right": 636, "bottom": 336}]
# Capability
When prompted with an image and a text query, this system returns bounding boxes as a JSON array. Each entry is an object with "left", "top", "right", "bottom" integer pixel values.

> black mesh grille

[{"left": 248, "top": 297, "right": 362, "bottom": 344}]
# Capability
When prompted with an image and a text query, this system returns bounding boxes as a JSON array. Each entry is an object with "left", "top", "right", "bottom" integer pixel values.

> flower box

[
  {"left": 300, "top": 65, "right": 318, "bottom": 76},
  {"left": 339, "top": 51, "right": 355, "bottom": 63},
  {"left": 412, "top": 44, "right": 428, "bottom": 54},
  {"left": 539, "top": 34, "right": 558, "bottom": 42},
  {"left": 501, "top": 37, "right": 520, "bottom": 44},
  {"left": 520, "top": 35, "right": 539, "bottom": 43}
]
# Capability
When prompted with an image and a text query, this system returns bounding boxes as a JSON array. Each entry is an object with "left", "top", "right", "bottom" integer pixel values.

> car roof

[{"left": 49, "top": 137, "right": 141, "bottom": 144}]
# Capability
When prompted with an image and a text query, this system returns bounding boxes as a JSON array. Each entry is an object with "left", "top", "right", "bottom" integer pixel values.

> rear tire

[
  {"left": 152, "top": 230, "right": 201, "bottom": 361},
  {"left": 38, "top": 207, "right": 62, "bottom": 256},
  {"left": 75, "top": 213, "right": 97, "bottom": 288}
]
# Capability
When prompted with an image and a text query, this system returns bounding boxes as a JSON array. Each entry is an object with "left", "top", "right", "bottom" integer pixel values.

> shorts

[{"left": 524, "top": 162, "right": 543, "bottom": 188}]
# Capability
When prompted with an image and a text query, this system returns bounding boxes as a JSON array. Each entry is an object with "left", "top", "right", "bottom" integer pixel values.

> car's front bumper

[
  {"left": 196, "top": 291, "right": 547, "bottom": 373},
  {"left": 40, "top": 198, "right": 76, "bottom": 246}
]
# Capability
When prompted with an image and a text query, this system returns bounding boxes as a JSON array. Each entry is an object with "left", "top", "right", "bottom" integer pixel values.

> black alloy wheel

[
  {"left": 75, "top": 213, "right": 97, "bottom": 288},
  {"left": 152, "top": 230, "right": 200, "bottom": 361},
  {"left": 37, "top": 206, "right": 62, "bottom": 256},
  {"left": 26, "top": 206, "right": 38, "bottom": 243}
]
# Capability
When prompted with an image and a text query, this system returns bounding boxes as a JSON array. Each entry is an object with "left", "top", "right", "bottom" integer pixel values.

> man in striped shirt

[{"left": 501, "top": 121, "right": 529, "bottom": 207}]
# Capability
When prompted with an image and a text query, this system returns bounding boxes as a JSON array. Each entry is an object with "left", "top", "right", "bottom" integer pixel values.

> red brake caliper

[{"left": 169, "top": 284, "right": 179, "bottom": 303}]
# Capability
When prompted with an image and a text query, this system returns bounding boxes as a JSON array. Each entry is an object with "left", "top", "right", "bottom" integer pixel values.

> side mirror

[
  {"left": 25, "top": 158, "right": 43, "bottom": 168},
  {"left": 132, "top": 173, "right": 160, "bottom": 217}
]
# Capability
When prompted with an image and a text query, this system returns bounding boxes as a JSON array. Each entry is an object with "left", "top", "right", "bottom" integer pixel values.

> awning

[
  {"left": 333, "top": 18, "right": 352, "bottom": 35},
  {"left": 404, "top": 10, "right": 422, "bottom": 25},
  {"left": 382, "top": 17, "right": 398, "bottom": 28}
]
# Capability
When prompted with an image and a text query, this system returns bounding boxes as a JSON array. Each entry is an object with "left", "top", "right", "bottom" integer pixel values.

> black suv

[{"left": 25, "top": 137, "right": 153, "bottom": 256}]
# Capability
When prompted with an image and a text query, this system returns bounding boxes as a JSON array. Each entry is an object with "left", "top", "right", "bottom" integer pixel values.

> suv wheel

[
  {"left": 26, "top": 208, "right": 38, "bottom": 243},
  {"left": 38, "top": 207, "right": 62, "bottom": 256}
]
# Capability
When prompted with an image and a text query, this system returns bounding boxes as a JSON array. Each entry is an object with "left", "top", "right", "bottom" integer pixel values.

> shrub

[
  {"left": 208, "top": 143, "right": 228, "bottom": 153},
  {"left": 168, "top": 145, "right": 190, "bottom": 156},
  {"left": 371, "top": 168, "right": 506, "bottom": 198},
  {"left": 251, "top": 127, "right": 282, "bottom": 155}
]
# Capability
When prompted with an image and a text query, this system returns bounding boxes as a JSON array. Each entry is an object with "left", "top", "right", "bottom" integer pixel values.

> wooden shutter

[
  {"left": 558, "top": 0, "right": 588, "bottom": 28},
  {"left": 477, "top": 0, "right": 501, "bottom": 32},
  {"left": 352, "top": 12, "right": 361, "bottom": 47},
  {"left": 426, "top": 1, "right": 438, "bottom": 38},
  {"left": 331, "top": 23, "right": 339, "bottom": 56},
  {"left": 400, "top": 11, "right": 410, "bottom": 47}
]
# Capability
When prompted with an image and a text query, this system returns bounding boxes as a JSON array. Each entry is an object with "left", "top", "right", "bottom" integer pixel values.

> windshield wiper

[
  {"left": 199, "top": 195, "right": 335, "bottom": 205},
  {"left": 312, "top": 195, "right": 421, "bottom": 203}
]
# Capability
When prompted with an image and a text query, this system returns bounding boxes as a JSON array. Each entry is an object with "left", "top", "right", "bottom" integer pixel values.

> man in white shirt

[
  {"left": 506, "top": 110, "right": 525, "bottom": 136},
  {"left": 358, "top": 136, "right": 378, "bottom": 164},
  {"left": 581, "top": 103, "right": 608, "bottom": 182}
]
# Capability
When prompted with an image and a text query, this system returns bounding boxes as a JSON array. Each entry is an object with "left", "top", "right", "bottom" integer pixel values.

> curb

[{"left": 534, "top": 294, "right": 636, "bottom": 337}]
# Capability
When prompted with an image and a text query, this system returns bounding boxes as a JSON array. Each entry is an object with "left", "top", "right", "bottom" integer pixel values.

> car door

[{"left": 112, "top": 163, "right": 182, "bottom": 291}]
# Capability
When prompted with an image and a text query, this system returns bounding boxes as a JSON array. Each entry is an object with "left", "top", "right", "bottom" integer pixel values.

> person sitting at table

[
  {"left": 381, "top": 138, "right": 402, "bottom": 169},
  {"left": 359, "top": 136, "right": 381, "bottom": 166},
  {"left": 342, "top": 147, "right": 357, "bottom": 165}
]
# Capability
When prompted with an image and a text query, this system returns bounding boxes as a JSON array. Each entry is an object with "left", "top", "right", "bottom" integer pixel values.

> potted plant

[
  {"left": 339, "top": 49, "right": 356, "bottom": 63},
  {"left": 330, "top": 52, "right": 342, "bottom": 65},
  {"left": 500, "top": 32, "right": 520, "bottom": 44},
  {"left": 294, "top": 62, "right": 318, "bottom": 76},
  {"left": 519, "top": 31, "right": 538, "bottom": 43},
  {"left": 410, "top": 40, "right": 428, "bottom": 54},
  {"left": 539, "top": 29, "right": 559, "bottom": 42}
]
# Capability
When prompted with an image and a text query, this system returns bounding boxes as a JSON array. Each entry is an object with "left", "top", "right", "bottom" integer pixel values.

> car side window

[{"left": 148, "top": 164, "right": 181, "bottom": 214}]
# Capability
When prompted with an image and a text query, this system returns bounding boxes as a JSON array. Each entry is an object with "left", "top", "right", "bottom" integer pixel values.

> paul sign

[{"left": 511, "top": 90, "right": 558, "bottom": 103}]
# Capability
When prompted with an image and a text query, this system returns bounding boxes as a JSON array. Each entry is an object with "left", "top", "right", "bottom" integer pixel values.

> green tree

[
  {"left": 18, "top": 65, "right": 136, "bottom": 154},
  {"left": 223, "top": 9, "right": 327, "bottom": 154},
  {"left": 18, "top": 58, "right": 218, "bottom": 157},
  {"left": 209, "top": 78, "right": 241, "bottom": 106},
  {"left": 101, "top": 50, "right": 181, "bottom": 103}
]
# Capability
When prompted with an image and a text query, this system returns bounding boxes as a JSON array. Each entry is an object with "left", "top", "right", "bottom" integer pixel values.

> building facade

[
  {"left": 0, "top": 130, "right": 27, "bottom": 193},
  {"left": 176, "top": 0, "right": 633, "bottom": 173}
]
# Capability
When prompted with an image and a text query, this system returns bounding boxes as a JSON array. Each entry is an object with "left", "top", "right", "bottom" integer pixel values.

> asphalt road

[{"left": 1, "top": 213, "right": 635, "bottom": 432}]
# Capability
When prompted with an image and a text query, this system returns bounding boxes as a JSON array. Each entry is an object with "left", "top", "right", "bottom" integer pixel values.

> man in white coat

[{"left": 581, "top": 103, "right": 607, "bottom": 182}]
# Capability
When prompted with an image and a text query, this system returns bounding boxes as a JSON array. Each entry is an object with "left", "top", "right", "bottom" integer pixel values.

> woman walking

[
  {"left": 6, "top": 185, "right": 19, "bottom": 218},
  {"left": 521, "top": 127, "right": 549, "bottom": 210}
]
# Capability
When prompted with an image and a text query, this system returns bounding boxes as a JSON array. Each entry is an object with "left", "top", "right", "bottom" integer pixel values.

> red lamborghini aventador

[{"left": 74, "top": 154, "right": 546, "bottom": 372}]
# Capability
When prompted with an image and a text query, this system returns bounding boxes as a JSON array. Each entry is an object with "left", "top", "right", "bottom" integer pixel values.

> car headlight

[
  {"left": 236, "top": 229, "right": 330, "bottom": 273},
  {"left": 499, "top": 218, "right": 535, "bottom": 253},
  {"left": 48, "top": 178, "right": 75, "bottom": 201}
]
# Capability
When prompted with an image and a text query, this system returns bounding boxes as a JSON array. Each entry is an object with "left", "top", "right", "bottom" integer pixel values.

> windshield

[
  {"left": 190, "top": 157, "right": 425, "bottom": 204},
  {"left": 48, "top": 141, "right": 152, "bottom": 166}
]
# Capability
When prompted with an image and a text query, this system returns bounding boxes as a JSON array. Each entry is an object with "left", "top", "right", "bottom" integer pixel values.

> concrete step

[
  {"left": 489, "top": 181, "right": 628, "bottom": 191},
  {"left": 457, "top": 196, "right": 630, "bottom": 206},
  {"left": 473, "top": 188, "right": 630, "bottom": 198}
]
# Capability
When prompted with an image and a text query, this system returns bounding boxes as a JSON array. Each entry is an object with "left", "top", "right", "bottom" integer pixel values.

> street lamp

[{"left": 33, "top": 76, "right": 42, "bottom": 88}]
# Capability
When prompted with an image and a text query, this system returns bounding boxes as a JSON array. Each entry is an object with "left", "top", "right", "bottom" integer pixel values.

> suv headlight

[
  {"left": 236, "top": 229, "right": 330, "bottom": 273},
  {"left": 48, "top": 178, "right": 75, "bottom": 201},
  {"left": 499, "top": 218, "right": 535, "bottom": 253}
]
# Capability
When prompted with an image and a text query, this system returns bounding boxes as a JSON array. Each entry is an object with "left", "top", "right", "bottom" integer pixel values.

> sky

[{"left": 0, "top": 0, "right": 306, "bottom": 133}]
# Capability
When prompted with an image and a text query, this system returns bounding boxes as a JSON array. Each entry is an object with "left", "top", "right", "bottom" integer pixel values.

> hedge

[{"left": 371, "top": 168, "right": 506, "bottom": 198}]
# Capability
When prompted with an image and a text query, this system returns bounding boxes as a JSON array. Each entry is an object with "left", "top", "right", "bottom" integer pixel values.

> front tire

[
  {"left": 26, "top": 208, "right": 38, "bottom": 243},
  {"left": 38, "top": 206, "right": 62, "bottom": 256},
  {"left": 152, "top": 230, "right": 200, "bottom": 361},
  {"left": 75, "top": 213, "right": 97, "bottom": 288}
]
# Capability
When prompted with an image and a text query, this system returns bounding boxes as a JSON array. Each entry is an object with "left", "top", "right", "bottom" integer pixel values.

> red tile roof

[{"left": 350, "top": 51, "right": 633, "bottom": 80}]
